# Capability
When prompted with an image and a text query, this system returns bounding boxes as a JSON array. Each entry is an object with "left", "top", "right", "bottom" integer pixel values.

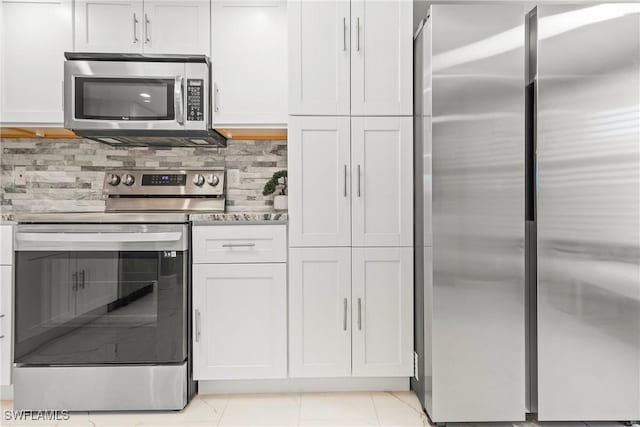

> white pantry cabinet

[
  {"left": 0, "top": 0, "right": 73, "bottom": 125},
  {"left": 288, "top": 116, "right": 351, "bottom": 247},
  {"left": 192, "top": 263, "right": 287, "bottom": 380},
  {"left": 288, "top": 0, "right": 350, "bottom": 115},
  {"left": 289, "top": 116, "right": 413, "bottom": 248},
  {"left": 288, "top": 0, "right": 412, "bottom": 116},
  {"left": 288, "top": 247, "right": 413, "bottom": 378},
  {"left": 289, "top": 248, "right": 351, "bottom": 378},
  {"left": 351, "top": 117, "right": 413, "bottom": 247},
  {"left": 75, "top": 0, "right": 210, "bottom": 54},
  {"left": 350, "top": 0, "right": 413, "bottom": 116},
  {"left": 212, "top": 0, "right": 287, "bottom": 127},
  {"left": 351, "top": 247, "right": 413, "bottom": 377}
]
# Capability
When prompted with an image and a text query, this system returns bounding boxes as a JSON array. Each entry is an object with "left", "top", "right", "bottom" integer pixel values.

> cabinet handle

[
  {"left": 357, "top": 298, "right": 362, "bottom": 330},
  {"left": 344, "top": 164, "right": 348, "bottom": 197},
  {"left": 80, "top": 270, "right": 86, "bottom": 289},
  {"left": 214, "top": 85, "right": 220, "bottom": 112},
  {"left": 343, "top": 298, "right": 348, "bottom": 331},
  {"left": 356, "top": 17, "right": 360, "bottom": 52},
  {"left": 133, "top": 13, "right": 139, "bottom": 43},
  {"left": 357, "top": 164, "right": 362, "bottom": 197},
  {"left": 221, "top": 243, "right": 256, "bottom": 248},
  {"left": 195, "top": 309, "right": 201, "bottom": 342},
  {"left": 342, "top": 17, "right": 347, "bottom": 51},
  {"left": 0, "top": 313, "right": 4, "bottom": 340},
  {"left": 144, "top": 14, "right": 150, "bottom": 44}
]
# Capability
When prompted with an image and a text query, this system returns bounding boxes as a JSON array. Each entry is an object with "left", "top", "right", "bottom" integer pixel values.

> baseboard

[
  {"left": 198, "top": 377, "right": 410, "bottom": 395},
  {"left": 1, "top": 385, "right": 13, "bottom": 400}
]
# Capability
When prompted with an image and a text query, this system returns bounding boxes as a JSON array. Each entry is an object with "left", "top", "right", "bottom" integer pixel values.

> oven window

[
  {"left": 14, "top": 251, "right": 186, "bottom": 365},
  {"left": 75, "top": 77, "right": 175, "bottom": 120}
]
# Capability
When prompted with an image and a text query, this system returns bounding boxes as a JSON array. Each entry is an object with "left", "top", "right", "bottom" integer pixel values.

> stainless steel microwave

[{"left": 64, "top": 53, "right": 226, "bottom": 147}]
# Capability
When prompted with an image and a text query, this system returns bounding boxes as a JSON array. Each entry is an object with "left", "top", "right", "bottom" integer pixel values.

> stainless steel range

[{"left": 13, "top": 169, "right": 226, "bottom": 411}]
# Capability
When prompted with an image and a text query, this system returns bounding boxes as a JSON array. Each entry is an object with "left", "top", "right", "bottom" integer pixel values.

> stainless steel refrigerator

[
  {"left": 413, "top": 3, "right": 640, "bottom": 423},
  {"left": 413, "top": 4, "right": 527, "bottom": 423},
  {"left": 534, "top": 4, "right": 640, "bottom": 421}
]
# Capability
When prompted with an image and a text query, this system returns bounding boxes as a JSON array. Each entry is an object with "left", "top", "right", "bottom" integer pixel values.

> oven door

[
  {"left": 13, "top": 224, "right": 188, "bottom": 366},
  {"left": 64, "top": 60, "right": 208, "bottom": 132}
]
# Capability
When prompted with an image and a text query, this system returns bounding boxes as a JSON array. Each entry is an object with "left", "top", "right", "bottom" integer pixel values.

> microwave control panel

[{"left": 186, "top": 79, "right": 204, "bottom": 121}]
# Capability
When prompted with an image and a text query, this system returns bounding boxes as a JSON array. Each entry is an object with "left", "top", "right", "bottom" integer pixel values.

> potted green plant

[{"left": 263, "top": 170, "right": 288, "bottom": 211}]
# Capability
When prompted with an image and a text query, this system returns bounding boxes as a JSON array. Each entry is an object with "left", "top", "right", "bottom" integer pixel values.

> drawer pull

[{"left": 222, "top": 243, "right": 256, "bottom": 248}]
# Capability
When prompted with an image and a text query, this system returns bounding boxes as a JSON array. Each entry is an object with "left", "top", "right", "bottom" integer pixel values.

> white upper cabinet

[
  {"left": 0, "top": 0, "right": 73, "bottom": 125},
  {"left": 350, "top": 0, "right": 412, "bottom": 115},
  {"left": 288, "top": 0, "right": 350, "bottom": 116},
  {"left": 289, "top": 247, "right": 351, "bottom": 378},
  {"left": 288, "top": 116, "right": 351, "bottom": 247},
  {"left": 212, "top": 0, "right": 287, "bottom": 127},
  {"left": 143, "top": 1, "right": 210, "bottom": 54},
  {"left": 288, "top": 0, "right": 412, "bottom": 116},
  {"left": 75, "top": 0, "right": 210, "bottom": 54},
  {"left": 351, "top": 116, "right": 413, "bottom": 247},
  {"left": 75, "top": 0, "right": 144, "bottom": 53},
  {"left": 351, "top": 247, "right": 413, "bottom": 377}
]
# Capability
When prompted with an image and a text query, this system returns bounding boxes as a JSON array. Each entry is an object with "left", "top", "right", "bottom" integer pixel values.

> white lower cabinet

[
  {"left": 0, "top": 265, "right": 12, "bottom": 386},
  {"left": 352, "top": 247, "right": 413, "bottom": 377},
  {"left": 289, "top": 248, "right": 351, "bottom": 377},
  {"left": 193, "top": 263, "right": 287, "bottom": 380},
  {"left": 288, "top": 247, "right": 413, "bottom": 378}
]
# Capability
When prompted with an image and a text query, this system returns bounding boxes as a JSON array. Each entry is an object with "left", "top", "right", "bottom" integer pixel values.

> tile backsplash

[{"left": 0, "top": 138, "right": 287, "bottom": 213}]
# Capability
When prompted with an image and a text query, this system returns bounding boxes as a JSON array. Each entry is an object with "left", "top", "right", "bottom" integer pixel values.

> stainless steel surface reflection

[
  {"left": 14, "top": 364, "right": 188, "bottom": 411},
  {"left": 536, "top": 4, "right": 640, "bottom": 421},
  {"left": 430, "top": 4, "right": 526, "bottom": 422}
]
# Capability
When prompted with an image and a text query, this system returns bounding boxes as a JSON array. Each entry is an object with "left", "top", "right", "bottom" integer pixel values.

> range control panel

[
  {"left": 186, "top": 79, "right": 204, "bottom": 121},
  {"left": 103, "top": 169, "right": 225, "bottom": 196}
]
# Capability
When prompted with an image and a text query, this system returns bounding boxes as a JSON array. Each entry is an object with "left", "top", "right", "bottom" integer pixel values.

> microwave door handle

[{"left": 175, "top": 76, "right": 185, "bottom": 125}]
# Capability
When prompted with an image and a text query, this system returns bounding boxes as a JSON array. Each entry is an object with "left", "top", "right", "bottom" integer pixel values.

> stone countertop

[{"left": 189, "top": 212, "right": 288, "bottom": 224}]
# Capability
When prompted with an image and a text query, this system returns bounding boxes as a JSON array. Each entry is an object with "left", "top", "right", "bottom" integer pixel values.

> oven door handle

[{"left": 16, "top": 232, "right": 183, "bottom": 244}]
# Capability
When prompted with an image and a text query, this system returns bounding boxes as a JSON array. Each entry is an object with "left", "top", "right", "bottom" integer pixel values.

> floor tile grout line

[
  {"left": 214, "top": 396, "right": 231, "bottom": 427},
  {"left": 370, "top": 392, "right": 383, "bottom": 427}
]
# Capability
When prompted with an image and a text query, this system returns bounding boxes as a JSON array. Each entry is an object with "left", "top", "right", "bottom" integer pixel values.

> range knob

[
  {"left": 122, "top": 174, "right": 135, "bottom": 186},
  {"left": 106, "top": 173, "right": 121, "bottom": 186},
  {"left": 192, "top": 174, "right": 205, "bottom": 186},
  {"left": 207, "top": 174, "right": 220, "bottom": 187}
]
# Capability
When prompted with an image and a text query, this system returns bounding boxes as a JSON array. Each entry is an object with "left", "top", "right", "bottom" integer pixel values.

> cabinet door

[
  {"left": 289, "top": 116, "right": 351, "bottom": 247},
  {"left": 193, "top": 263, "right": 287, "bottom": 380},
  {"left": 75, "top": 0, "right": 143, "bottom": 53},
  {"left": 352, "top": 247, "right": 413, "bottom": 377},
  {"left": 288, "top": 0, "right": 350, "bottom": 115},
  {"left": 289, "top": 248, "right": 351, "bottom": 377},
  {"left": 0, "top": 0, "right": 72, "bottom": 125},
  {"left": 212, "top": 1, "right": 286, "bottom": 126},
  {"left": 351, "top": 117, "right": 413, "bottom": 247},
  {"left": 350, "top": 0, "right": 412, "bottom": 115},
  {"left": 143, "top": 0, "right": 210, "bottom": 54},
  {"left": 75, "top": 255, "right": 119, "bottom": 315},
  {"left": 0, "top": 266, "right": 11, "bottom": 386}
]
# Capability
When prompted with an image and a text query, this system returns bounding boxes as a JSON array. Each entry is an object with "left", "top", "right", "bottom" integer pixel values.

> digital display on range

[{"left": 141, "top": 174, "right": 187, "bottom": 186}]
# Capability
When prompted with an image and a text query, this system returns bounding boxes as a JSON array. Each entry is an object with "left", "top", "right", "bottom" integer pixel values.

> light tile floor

[{"left": 0, "top": 392, "right": 634, "bottom": 427}]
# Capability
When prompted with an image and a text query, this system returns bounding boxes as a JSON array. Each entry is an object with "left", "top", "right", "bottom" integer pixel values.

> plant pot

[{"left": 274, "top": 195, "right": 288, "bottom": 211}]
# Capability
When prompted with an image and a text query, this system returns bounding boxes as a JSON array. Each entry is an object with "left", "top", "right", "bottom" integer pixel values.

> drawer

[
  {"left": 0, "top": 225, "right": 12, "bottom": 266},
  {"left": 192, "top": 225, "right": 287, "bottom": 264}
]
